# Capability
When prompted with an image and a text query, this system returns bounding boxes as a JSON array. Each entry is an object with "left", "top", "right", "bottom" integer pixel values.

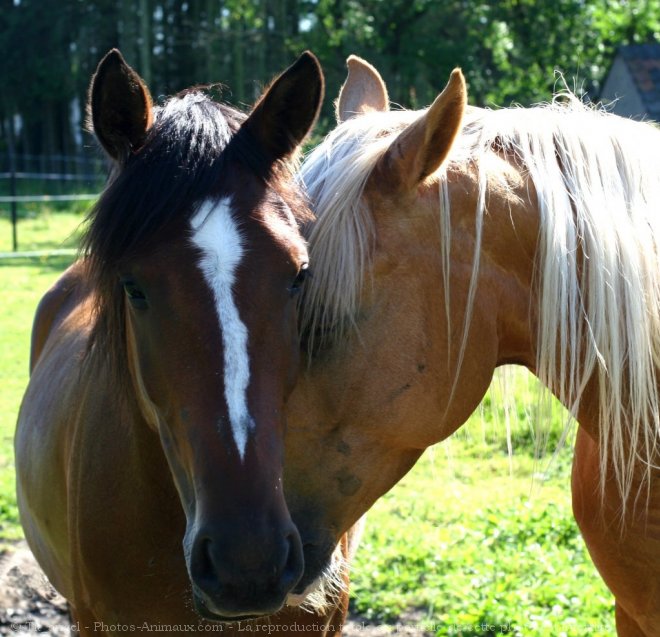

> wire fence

[
  {"left": 0, "top": 152, "right": 107, "bottom": 177},
  {"left": 0, "top": 153, "right": 107, "bottom": 253},
  {"left": 0, "top": 247, "right": 78, "bottom": 259}
]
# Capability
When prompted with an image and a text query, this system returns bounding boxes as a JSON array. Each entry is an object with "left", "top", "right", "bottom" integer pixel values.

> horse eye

[
  {"left": 289, "top": 265, "right": 310, "bottom": 297},
  {"left": 122, "top": 280, "right": 148, "bottom": 309}
]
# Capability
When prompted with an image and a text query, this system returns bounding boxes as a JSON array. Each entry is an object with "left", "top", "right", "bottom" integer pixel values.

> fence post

[
  {"left": 10, "top": 168, "right": 17, "bottom": 252},
  {"left": 8, "top": 137, "right": 18, "bottom": 252}
]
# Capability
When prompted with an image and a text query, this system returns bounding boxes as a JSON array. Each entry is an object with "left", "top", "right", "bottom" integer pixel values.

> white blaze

[{"left": 190, "top": 197, "right": 254, "bottom": 460}]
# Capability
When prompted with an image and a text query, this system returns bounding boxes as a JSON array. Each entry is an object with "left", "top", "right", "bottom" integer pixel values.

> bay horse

[
  {"left": 15, "top": 50, "right": 351, "bottom": 635},
  {"left": 282, "top": 56, "right": 660, "bottom": 635}
]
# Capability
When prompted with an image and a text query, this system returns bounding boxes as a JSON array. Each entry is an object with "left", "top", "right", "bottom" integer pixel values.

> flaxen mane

[{"left": 300, "top": 98, "right": 660, "bottom": 514}]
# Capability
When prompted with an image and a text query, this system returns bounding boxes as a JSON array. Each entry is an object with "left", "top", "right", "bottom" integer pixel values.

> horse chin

[
  {"left": 286, "top": 542, "right": 348, "bottom": 615},
  {"left": 191, "top": 591, "right": 278, "bottom": 624}
]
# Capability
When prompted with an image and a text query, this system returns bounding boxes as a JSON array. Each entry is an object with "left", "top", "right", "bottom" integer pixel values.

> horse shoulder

[{"left": 29, "top": 260, "right": 91, "bottom": 372}]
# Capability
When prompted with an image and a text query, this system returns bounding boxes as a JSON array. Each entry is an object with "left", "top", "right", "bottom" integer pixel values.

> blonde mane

[
  {"left": 298, "top": 110, "right": 418, "bottom": 347},
  {"left": 300, "top": 98, "right": 660, "bottom": 514}
]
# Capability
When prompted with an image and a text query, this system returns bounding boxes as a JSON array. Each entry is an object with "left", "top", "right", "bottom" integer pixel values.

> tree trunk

[
  {"left": 139, "top": 0, "right": 152, "bottom": 86},
  {"left": 232, "top": 17, "right": 245, "bottom": 103},
  {"left": 120, "top": 0, "right": 138, "bottom": 66}
]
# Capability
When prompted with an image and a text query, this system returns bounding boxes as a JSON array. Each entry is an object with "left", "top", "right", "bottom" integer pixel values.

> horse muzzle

[{"left": 187, "top": 523, "right": 304, "bottom": 621}]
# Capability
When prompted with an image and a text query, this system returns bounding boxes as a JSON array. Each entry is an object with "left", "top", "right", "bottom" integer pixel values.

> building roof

[{"left": 616, "top": 43, "right": 660, "bottom": 121}]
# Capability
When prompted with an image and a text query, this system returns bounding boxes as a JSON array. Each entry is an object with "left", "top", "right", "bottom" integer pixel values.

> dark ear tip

[
  {"left": 97, "top": 49, "right": 128, "bottom": 71},
  {"left": 299, "top": 50, "right": 319, "bottom": 63},
  {"left": 292, "top": 51, "right": 323, "bottom": 79},
  {"left": 283, "top": 51, "right": 324, "bottom": 110}
]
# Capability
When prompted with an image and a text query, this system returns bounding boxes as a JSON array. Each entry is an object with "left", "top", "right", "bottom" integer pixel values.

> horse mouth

[
  {"left": 286, "top": 540, "right": 348, "bottom": 615},
  {"left": 285, "top": 585, "right": 317, "bottom": 607},
  {"left": 191, "top": 590, "right": 280, "bottom": 623},
  {"left": 294, "top": 540, "right": 336, "bottom": 594}
]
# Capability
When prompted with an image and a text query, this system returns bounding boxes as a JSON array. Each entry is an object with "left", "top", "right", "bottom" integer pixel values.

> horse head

[
  {"left": 282, "top": 55, "right": 482, "bottom": 593},
  {"left": 86, "top": 49, "right": 323, "bottom": 620}
]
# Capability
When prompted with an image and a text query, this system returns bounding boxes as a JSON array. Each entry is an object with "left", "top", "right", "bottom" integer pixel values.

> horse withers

[
  {"left": 283, "top": 56, "right": 660, "bottom": 635},
  {"left": 15, "top": 50, "right": 349, "bottom": 635}
]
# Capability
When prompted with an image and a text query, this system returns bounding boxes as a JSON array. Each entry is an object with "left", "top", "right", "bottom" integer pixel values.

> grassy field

[
  {"left": 348, "top": 394, "right": 615, "bottom": 636},
  {"left": 0, "top": 207, "right": 88, "bottom": 253},
  {"left": 0, "top": 209, "right": 615, "bottom": 635}
]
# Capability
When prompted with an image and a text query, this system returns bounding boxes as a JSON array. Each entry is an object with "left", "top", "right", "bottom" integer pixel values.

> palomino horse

[
  {"left": 282, "top": 56, "right": 660, "bottom": 635},
  {"left": 15, "top": 50, "right": 350, "bottom": 635}
]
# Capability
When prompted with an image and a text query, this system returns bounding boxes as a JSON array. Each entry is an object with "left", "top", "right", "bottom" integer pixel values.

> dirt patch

[
  {"left": 0, "top": 543, "right": 427, "bottom": 636},
  {"left": 0, "top": 543, "right": 69, "bottom": 636}
]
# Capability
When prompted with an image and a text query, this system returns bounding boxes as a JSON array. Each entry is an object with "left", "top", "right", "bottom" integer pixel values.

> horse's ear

[
  {"left": 379, "top": 69, "right": 466, "bottom": 191},
  {"left": 242, "top": 51, "right": 324, "bottom": 162},
  {"left": 89, "top": 49, "right": 153, "bottom": 162},
  {"left": 336, "top": 56, "right": 389, "bottom": 122}
]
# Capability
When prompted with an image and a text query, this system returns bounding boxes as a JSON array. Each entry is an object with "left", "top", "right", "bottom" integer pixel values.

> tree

[{"left": 2, "top": 0, "right": 659, "bottom": 159}]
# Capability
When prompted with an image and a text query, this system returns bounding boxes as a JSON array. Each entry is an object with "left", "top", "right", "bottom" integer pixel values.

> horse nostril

[
  {"left": 280, "top": 530, "right": 304, "bottom": 590},
  {"left": 191, "top": 536, "right": 220, "bottom": 592}
]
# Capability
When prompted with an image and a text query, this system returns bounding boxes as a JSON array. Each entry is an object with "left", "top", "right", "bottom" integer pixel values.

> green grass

[
  {"left": 350, "top": 411, "right": 615, "bottom": 635},
  {"left": 0, "top": 207, "right": 88, "bottom": 253},
  {"left": 0, "top": 210, "right": 614, "bottom": 633}
]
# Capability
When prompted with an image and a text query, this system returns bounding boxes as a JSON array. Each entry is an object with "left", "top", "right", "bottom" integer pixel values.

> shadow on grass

[
  {"left": 0, "top": 254, "right": 76, "bottom": 273},
  {"left": 13, "top": 233, "right": 81, "bottom": 252}
]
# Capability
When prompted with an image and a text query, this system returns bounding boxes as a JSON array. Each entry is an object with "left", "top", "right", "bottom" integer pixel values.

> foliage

[
  {"left": 1, "top": 1, "right": 660, "bottom": 153},
  {"left": 295, "top": 0, "right": 660, "bottom": 111}
]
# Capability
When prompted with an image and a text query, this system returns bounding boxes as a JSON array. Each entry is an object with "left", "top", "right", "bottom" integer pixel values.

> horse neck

[
  {"left": 474, "top": 140, "right": 660, "bottom": 488},
  {"left": 293, "top": 164, "right": 541, "bottom": 449},
  {"left": 458, "top": 157, "right": 602, "bottom": 421},
  {"left": 447, "top": 161, "right": 540, "bottom": 373}
]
